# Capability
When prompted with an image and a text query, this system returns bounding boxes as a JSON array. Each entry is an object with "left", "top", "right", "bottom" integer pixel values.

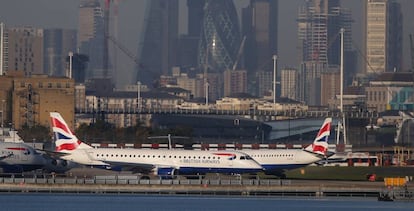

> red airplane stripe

[
  {"left": 55, "top": 140, "right": 81, "bottom": 151},
  {"left": 51, "top": 118, "right": 70, "bottom": 134},
  {"left": 212, "top": 153, "right": 236, "bottom": 156},
  {"left": 6, "top": 147, "right": 27, "bottom": 151},
  {"left": 312, "top": 145, "right": 327, "bottom": 152}
]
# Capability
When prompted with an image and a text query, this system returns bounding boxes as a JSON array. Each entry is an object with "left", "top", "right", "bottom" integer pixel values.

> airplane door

[
  {"left": 21, "top": 148, "right": 32, "bottom": 162},
  {"left": 87, "top": 151, "right": 96, "bottom": 161},
  {"left": 229, "top": 155, "right": 235, "bottom": 167}
]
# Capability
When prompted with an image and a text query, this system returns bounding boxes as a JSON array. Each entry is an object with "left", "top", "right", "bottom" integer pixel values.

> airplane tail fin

[
  {"left": 50, "top": 112, "right": 92, "bottom": 153},
  {"left": 305, "top": 117, "right": 332, "bottom": 156}
]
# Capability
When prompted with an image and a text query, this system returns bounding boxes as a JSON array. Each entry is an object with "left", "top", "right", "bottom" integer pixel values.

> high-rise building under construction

[
  {"left": 241, "top": 0, "right": 278, "bottom": 97},
  {"left": 296, "top": 0, "right": 354, "bottom": 106}
]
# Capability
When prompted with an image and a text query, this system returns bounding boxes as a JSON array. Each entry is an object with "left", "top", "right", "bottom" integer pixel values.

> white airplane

[
  {"left": 240, "top": 117, "right": 333, "bottom": 177},
  {"left": 50, "top": 112, "right": 263, "bottom": 176}
]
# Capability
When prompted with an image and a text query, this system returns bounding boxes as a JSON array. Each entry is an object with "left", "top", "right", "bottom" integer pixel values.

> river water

[{"left": 0, "top": 193, "right": 412, "bottom": 211}]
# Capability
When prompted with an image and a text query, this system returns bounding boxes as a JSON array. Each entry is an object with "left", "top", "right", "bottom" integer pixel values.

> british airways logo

[
  {"left": 51, "top": 116, "right": 79, "bottom": 151},
  {"left": 315, "top": 122, "right": 331, "bottom": 143},
  {"left": 310, "top": 118, "right": 332, "bottom": 154}
]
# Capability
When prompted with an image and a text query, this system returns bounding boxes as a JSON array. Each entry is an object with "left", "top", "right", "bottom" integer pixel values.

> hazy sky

[{"left": 0, "top": 0, "right": 413, "bottom": 87}]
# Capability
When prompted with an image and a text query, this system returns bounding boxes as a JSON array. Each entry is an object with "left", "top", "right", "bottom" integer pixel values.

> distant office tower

[
  {"left": 177, "top": 0, "right": 205, "bottom": 71},
  {"left": 44, "top": 29, "right": 77, "bottom": 76},
  {"left": 187, "top": 0, "right": 205, "bottom": 37},
  {"left": 137, "top": 0, "right": 179, "bottom": 87},
  {"left": 78, "top": 0, "right": 106, "bottom": 79},
  {"left": 223, "top": 69, "right": 247, "bottom": 97},
  {"left": 242, "top": 0, "right": 278, "bottom": 73},
  {"left": 320, "top": 71, "right": 340, "bottom": 106},
  {"left": 66, "top": 53, "right": 89, "bottom": 83},
  {"left": 298, "top": 62, "right": 325, "bottom": 105},
  {"left": 5, "top": 27, "right": 44, "bottom": 76},
  {"left": 297, "top": 0, "right": 354, "bottom": 106},
  {"left": 256, "top": 71, "right": 273, "bottom": 97},
  {"left": 280, "top": 68, "right": 298, "bottom": 100},
  {"left": 364, "top": 0, "right": 402, "bottom": 74}
]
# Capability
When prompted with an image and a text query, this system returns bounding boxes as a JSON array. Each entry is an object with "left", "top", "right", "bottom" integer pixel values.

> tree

[{"left": 18, "top": 124, "right": 51, "bottom": 142}]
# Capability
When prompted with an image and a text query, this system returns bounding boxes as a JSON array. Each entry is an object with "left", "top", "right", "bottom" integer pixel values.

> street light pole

[{"left": 68, "top": 51, "right": 73, "bottom": 79}]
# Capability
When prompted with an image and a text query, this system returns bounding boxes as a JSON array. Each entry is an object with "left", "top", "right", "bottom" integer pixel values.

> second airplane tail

[
  {"left": 304, "top": 117, "right": 332, "bottom": 156},
  {"left": 50, "top": 112, "right": 92, "bottom": 153}
]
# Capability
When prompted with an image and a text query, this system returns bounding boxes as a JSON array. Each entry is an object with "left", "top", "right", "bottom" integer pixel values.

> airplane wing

[
  {"left": 98, "top": 160, "right": 156, "bottom": 174},
  {"left": 37, "top": 149, "right": 68, "bottom": 159},
  {"left": 0, "top": 154, "right": 13, "bottom": 161}
]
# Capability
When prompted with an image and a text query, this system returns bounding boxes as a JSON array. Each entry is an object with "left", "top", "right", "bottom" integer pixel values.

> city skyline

[{"left": 0, "top": 0, "right": 413, "bottom": 88}]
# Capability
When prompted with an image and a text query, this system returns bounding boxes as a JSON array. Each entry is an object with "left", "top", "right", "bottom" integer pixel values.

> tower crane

[
  {"left": 107, "top": 36, "right": 140, "bottom": 68},
  {"left": 232, "top": 36, "right": 246, "bottom": 71},
  {"left": 410, "top": 34, "right": 414, "bottom": 71},
  {"left": 410, "top": 34, "right": 414, "bottom": 112}
]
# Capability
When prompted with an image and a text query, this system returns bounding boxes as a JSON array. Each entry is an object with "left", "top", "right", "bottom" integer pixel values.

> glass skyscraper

[
  {"left": 198, "top": 0, "right": 241, "bottom": 73},
  {"left": 364, "top": 0, "right": 402, "bottom": 74}
]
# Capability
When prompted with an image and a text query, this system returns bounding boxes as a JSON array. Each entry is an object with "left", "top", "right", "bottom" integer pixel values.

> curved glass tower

[{"left": 198, "top": 0, "right": 241, "bottom": 73}]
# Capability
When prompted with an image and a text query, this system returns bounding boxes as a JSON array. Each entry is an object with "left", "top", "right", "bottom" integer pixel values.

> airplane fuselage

[
  {"left": 0, "top": 142, "right": 44, "bottom": 173},
  {"left": 241, "top": 149, "right": 322, "bottom": 173},
  {"left": 61, "top": 148, "right": 263, "bottom": 175}
]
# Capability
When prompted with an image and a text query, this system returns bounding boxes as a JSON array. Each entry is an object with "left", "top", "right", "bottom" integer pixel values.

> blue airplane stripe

[
  {"left": 315, "top": 137, "right": 328, "bottom": 142},
  {"left": 55, "top": 132, "right": 72, "bottom": 140}
]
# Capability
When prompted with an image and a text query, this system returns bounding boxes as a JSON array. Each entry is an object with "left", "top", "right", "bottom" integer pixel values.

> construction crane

[
  {"left": 103, "top": 0, "right": 122, "bottom": 78},
  {"left": 107, "top": 35, "right": 140, "bottom": 69},
  {"left": 410, "top": 34, "right": 414, "bottom": 71},
  {"left": 410, "top": 34, "right": 414, "bottom": 112},
  {"left": 232, "top": 36, "right": 246, "bottom": 71}
]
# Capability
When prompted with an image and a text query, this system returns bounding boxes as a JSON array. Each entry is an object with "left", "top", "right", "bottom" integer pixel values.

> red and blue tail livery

[
  {"left": 50, "top": 112, "right": 92, "bottom": 152},
  {"left": 305, "top": 117, "right": 332, "bottom": 155}
]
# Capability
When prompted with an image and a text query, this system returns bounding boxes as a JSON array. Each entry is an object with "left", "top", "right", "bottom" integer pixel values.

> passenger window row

[
  {"left": 252, "top": 154, "right": 294, "bottom": 157},
  {"left": 95, "top": 154, "right": 222, "bottom": 160}
]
